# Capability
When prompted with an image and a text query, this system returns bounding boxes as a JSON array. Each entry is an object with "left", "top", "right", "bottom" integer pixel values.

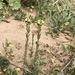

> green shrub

[{"left": 0, "top": 0, "right": 21, "bottom": 10}]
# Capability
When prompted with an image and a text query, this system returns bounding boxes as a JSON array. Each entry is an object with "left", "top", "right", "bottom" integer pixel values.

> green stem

[
  {"left": 24, "top": 23, "right": 30, "bottom": 64},
  {"left": 33, "top": 25, "right": 41, "bottom": 75},
  {"left": 30, "top": 33, "right": 34, "bottom": 57},
  {"left": 34, "top": 25, "right": 41, "bottom": 62}
]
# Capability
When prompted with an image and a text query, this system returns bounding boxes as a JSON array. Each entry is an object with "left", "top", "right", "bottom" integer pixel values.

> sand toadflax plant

[
  {"left": 24, "top": 18, "right": 31, "bottom": 64},
  {"left": 34, "top": 19, "right": 44, "bottom": 60}
]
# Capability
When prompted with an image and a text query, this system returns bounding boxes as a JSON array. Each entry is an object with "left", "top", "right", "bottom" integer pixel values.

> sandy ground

[{"left": 0, "top": 17, "right": 72, "bottom": 74}]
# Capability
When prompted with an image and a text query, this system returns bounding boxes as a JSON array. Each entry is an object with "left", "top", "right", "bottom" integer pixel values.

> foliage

[
  {"left": 8, "top": 0, "right": 21, "bottom": 10},
  {"left": 2, "top": 39, "right": 13, "bottom": 58},
  {"left": 9, "top": 68, "right": 18, "bottom": 75},
  {"left": 0, "top": 0, "right": 21, "bottom": 10},
  {"left": 23, "top": 18, "right": 44, "bottom": 75},
  {"left": 35, "top": 0, "right": 75, "bottom": 36},
  {"left": 0, "top": 0, "right": 75, "bottom": 75},
  {"left": 0, "top": 56, "right": 10, "bottom": 74},
  {"left": 21, "top": 0, "right": 38, "bottom": 7},
  {"left": 63, "top": 54, "right": 75, "bottom": 75},
  {"left": 0, "top": 0, "right": 4, "bottom": 9}
]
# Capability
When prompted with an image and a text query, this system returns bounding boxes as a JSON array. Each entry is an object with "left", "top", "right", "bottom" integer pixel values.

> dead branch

[{"left": 60, "top": 54, "right": 75, "bottom": 72}]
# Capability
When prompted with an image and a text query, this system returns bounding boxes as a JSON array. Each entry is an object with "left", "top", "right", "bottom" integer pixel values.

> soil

[{"left": 0, "top": 16, "right": 73, "bottom": 74}]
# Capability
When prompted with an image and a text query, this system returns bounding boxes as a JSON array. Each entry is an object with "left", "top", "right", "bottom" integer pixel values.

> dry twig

[{"left": 60, "top": 54, "right": 75, "bottom": 72}]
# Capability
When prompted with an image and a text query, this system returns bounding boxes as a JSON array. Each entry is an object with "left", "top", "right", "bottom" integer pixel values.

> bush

[{"left": 0, "top": 0, "right": 21, "bottom": 10}]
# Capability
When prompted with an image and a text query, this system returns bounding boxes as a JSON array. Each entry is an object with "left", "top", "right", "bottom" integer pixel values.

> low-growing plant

[
  {"left": 24, "top": 18, "right": 31, "bottom": 65},
  {"left": 0, "top": 0, "right": 21, "bottom": 10},
  {"left": 2, "top": 39, "right": 14, "bottom": 58},
  {"left": 23, "top": 17, "right": 44, "bottom": 75},
  {"left": 14, "top": 12, "right": 26, "bottom": 21},
  {"left": 35, "top": 0, "right": 75, "bottom": 37},
  {"left": 0, "top": 56, "right": 10, "bottom": 74},
  {"left": 0, "top": 0, "right": 75, "bottom": 75},
  {"left": 34, "top": 19, "right": 44, "bottom": 61}
]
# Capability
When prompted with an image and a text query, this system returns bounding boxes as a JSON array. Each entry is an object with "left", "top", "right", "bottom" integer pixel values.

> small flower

[
  {"left": 9, "top": 44, "right": 14, "bottom": 48},
  {"left": 16, "top": 68, "right": 20, "bottom": 72},
  {"left": 51, "top": 58, "right": 55, "bottom": 63},
  {"left": 41, "top": 20, "right": 44, "bottom": 24},
  {"left": 25, "top": 18, "right": 31, "bottom": 23},
  {"left": 11, "top": 53, "right": 14, "bottom": 56},
  {"left": 3, "top": 68, "right": 7, "bottom": 72},
  {"left": 31, "top": 6, "right": 34, "bottom": 9},
  {"left": 7, "top": 53, "right": 10, "bottom": 56},
  {"left": 27, "top": 19, "right": 31, "bottom": 23},
  {"left": 37, "top": 20, "right": 41, "bottom": 25},
  {"left": 25, "top": 18, "right": 28, "bottom": 22},
  {"left": 65, "top": 22, "right": 69, "bottom": 25},
  {"left": 37, "top": 19, "right": 44, "bottom": 25},
  {"left": 20, "top": 24, "right": 24, "bottom": 28}
]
